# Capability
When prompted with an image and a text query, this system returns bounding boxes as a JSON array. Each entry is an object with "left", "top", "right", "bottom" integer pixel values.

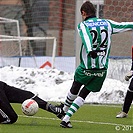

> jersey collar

[{"left": 84, "top": 15, "right": 96, "bottom": 21}]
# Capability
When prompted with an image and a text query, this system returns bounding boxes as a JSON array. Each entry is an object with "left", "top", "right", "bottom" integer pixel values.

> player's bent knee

[
  {"left": 9, "top": 114, "right": 18, "bottom": 124},
  {"left": 5, "top": 113, "right": 18, "bottom": 124}
]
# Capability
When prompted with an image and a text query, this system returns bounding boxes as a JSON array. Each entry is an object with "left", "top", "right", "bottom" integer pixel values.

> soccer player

[
  {"left": 58, "top": 1, "right": 133, "bottom": 128},
  {"left": 0, "top": 81, "right": 64, "bottom": 124},
  {"left": 116, "top": 61, "right": 133, "bottom": 118}
]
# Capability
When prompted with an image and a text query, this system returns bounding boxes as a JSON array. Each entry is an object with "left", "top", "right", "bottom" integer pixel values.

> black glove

[
  {"left": 88, "top": 50, "right": 97, "bottom": 59},
  {"left": 125, "top": 71, "right": 132, "bottom": 81}
]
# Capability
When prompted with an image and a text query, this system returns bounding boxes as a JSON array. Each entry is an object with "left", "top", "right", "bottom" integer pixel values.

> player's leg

[
  {"left": 60, "top": 70, "right": 106, "bottom": 128},
  {"left": 123, "top": 78, "right": 133, "bottom": 114},
  {"left": 116, "top": 78, "right": 133, "bottom": 118},
  {"left": 55, "top": 80, "right": 83, "bottom": 121},
  {"left": 0, "top": 81, "right": 63, "bottom": 119},
  {"left": 0, "top": 83, "right": 18, "bottom": 124},
  {"left": 61, "top": 66, "right": 86, "bottom": 114},
  {"left": 63, "top": 80, "right": 82, "bottom": 113},
  {"left": 60, "top": 86, "right": 90, "bottom": 128}
]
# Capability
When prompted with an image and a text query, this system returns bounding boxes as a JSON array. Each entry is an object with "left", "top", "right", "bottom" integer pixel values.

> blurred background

[{"left": 0, "top": 0, "right": 132, "bottom": 74}]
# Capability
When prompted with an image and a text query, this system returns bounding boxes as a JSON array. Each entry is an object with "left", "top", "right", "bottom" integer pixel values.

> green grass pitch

[{"left": 0, "top": 103, "right": 132, "bottom": 133}]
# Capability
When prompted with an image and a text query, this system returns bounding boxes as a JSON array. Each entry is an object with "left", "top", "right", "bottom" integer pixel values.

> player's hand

[
  {"left": 88, "top": 51, "right": 97, "bottom": 59},
  {"left": 125, "top": 71, "right": 132, "bottom": 81}
]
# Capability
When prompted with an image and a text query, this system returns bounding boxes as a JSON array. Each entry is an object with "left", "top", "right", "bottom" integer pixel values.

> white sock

[
  {"left": 63, "top": 91, "right": 77, "bottom": 112},
  {"left": 63, "top": 96, "right": 84, "bottom": 122}
]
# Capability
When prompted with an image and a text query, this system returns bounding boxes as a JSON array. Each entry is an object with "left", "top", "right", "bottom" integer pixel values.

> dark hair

[{"left": 80, "top": 1, "right": 96, "bottom": 16}]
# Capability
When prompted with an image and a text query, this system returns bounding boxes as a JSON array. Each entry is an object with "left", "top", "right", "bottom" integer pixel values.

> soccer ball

[{"left": 22, "top": 99, "right": 39, "bottom": 116}]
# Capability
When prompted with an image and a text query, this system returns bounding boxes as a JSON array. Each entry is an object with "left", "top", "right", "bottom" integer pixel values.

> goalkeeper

[
  {"left": 0, "top": 81, "right": 64, "bottom": 124},
  {"left": 116, "top": 61, "right": 133, "bottom": 118}
]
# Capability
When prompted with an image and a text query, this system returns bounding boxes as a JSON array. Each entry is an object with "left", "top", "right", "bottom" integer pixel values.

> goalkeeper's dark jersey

[{"left": 77, "top": 17, "right": 133, "bottom": 69}]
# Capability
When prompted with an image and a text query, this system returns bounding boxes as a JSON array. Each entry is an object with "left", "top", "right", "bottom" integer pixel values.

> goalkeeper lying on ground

[
  {"left": 0, "top": 81, "right": 64, "bottom": 124},
  {"left": 116, "top": 61, "right": 133, "bottom": 118}
]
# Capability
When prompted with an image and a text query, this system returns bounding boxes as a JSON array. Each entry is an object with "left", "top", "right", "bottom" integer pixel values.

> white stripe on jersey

[
  {"left": 80, "top": 22, "right": 92, "bottom": 51},
  {"left": 90, "top": 24, "right": 97, "bottom": 68},
  {"left": 101, "top": 20, "right": 112, "bottom": 68},
  {"left": 107, "top": 20, "right": 133, "bottom": 33},
  {"left": 99, "top": 26, "right": 105, "bottom": 68},
  {"left": 91, "top": 58, "right": 96, "bottom": 68},
  {"left": 108, "top": 20, "right": 133, "bottom": 26},
  {"left": 82, "top": 45, "right": 88, "bottom": 69},
  {"left": 113, "top": 28, "right": 132, "bottom": 33}
]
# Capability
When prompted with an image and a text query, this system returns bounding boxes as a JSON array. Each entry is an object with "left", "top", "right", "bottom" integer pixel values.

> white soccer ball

[{"left": 22, "top": 99, "right": 39, "bottom": 116}]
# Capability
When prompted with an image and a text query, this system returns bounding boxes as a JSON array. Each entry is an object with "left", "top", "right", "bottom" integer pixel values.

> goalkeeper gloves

[
  {"left": 125, "top": 71, "right": 133, "bottom": 81},
  {"left": 88, "top": 50, "right": 97, "bottom": 59}
]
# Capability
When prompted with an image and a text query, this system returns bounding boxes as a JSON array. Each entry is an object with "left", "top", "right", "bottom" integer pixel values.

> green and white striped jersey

[{"left": 77, "top": 17, "right": 133, "bottom": 69}]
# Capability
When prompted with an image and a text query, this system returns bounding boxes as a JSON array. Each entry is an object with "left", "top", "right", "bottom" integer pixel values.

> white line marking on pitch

[{"left": 18, "top": 115, "right": 133, "bottom": 127}]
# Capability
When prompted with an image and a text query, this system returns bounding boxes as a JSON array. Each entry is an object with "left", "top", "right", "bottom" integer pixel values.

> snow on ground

[{"left": 0, "top": 65, "right": 130, "bottom": 104}]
